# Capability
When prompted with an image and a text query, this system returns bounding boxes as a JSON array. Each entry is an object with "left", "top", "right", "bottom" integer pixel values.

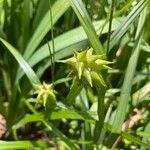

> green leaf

[
  {"left": 112, "top": 7, "right": 147, "bottom": 133},
  {"left": 0, "top": 38, "right": 41, "bottom": 86},
  {"left": 141, "top": 121, "right": 150, "bottom": 150},
  {"left": 23, "top": 0, "right": 70, "bottom": 60},
  {"left": 0, "top": 140, "right": 49, "bottom": 149},
  {"left": 19, "top": 109, "right": 96, "bottom": 124},
  {"left": 106, "top": 0, "right": 149, "bottom": 51},
  {"left": 69, "top": 0, "right": 104, "bottom": 54},
  {"left": 122, "top": 132, "right": 150, "bottom": 149}
]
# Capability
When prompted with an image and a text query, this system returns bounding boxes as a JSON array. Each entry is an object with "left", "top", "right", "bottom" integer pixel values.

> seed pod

[
  {"left": 61, "top": 49, "right": 112, "bottom": 87},
  {"left": 35, "top": 82, "right": 57, "bottom": 108}
]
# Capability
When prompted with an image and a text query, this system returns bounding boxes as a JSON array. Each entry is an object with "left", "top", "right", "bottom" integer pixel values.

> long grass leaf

[
  {"left": 105, "top": 0, "right": 148, "bottom": 51},
  {"left": 107, "top": 0, "right": 115, "bottom": 53},
  {"left": 141, "top": 121, "right": 150, "bottom": 150},
  {"left": 23, "top": 0, "right": 70, "bottom": 60},
  {"left": 19, "top": 109, "right": 96, "bottom": 124},
  {"left": 122, "top": 132, "right": 150, "bottom": 149},
  {"left": 69, "top": 0, "right": 104, "bottom": 54},
  {"left": 0, "top": 38, "right": 41, "bottom": 86},
  {"left": 0, "top": 141, "right": 49, "bottom": 149},
  {"left": 112, "top": 7, "right": 147, "bottom": 133}
]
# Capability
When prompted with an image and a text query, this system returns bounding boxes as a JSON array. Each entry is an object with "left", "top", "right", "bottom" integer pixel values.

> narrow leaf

[
  {"left": 112, "top": 7, "right": 147, "bottom": 133},
  {"left": 23, "top": 0, "right": 70, "bottom": 60},
  {"left": 69, "top": 0, "right": 104, "bottom": 54},
  {"left": 0, "top": 38, "right": 41, "bottom": 86}
]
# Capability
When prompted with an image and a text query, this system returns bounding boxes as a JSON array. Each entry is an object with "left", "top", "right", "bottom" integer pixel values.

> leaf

[
  {"left": 19, "top": 109, "right": 96, "bottom": 124},
  {"left": 141, "top": 121, "right": 150, "bottom": 150},
  {"left": 0, "top": 140, "right": 49, "bottom": 149},
  {"left": 23, "top": 0, "right": 70, "bottom": 60},
  {"left": 0, "top": 38, "right": 41, "bottom": 86},
  {"left": 69, "top": 0, "right": 104, "bottom": 54},
  {"left": 122, "top": 132, "right": 150, "bottom": 149},
  {"left": 105, "top": 0, "right": 149, "bottom": 51},
  {"left": 112, "top": 7, "right": 147, "bottom": 133}
]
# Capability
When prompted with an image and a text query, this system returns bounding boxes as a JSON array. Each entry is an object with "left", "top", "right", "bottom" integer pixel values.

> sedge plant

[{"left": 0, "top": 0, "right": 149, "bottom": 149}]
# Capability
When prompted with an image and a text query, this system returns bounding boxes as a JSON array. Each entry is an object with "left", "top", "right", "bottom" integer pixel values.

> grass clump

[{"left": 0, "top": 0, "right": 150, "bottom": 149}]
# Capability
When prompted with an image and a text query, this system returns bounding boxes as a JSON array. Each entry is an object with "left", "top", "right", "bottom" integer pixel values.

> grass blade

[
  {"left": 19, "top": 109, "right": 96, "bottom": 124},
  {"left": 0, "top": 141, "right": 49, "bottom": 149},
  {"left": 122, "top": 132, "right": 150, "bottom": 149},
  {"left": 141, "top": 121, "right": 150, "bottom": 150},
  {"left": 107, "top": 0, "right": 115, "bottom": 53},
  {"left": 105, "top": 0, "right": 148, "bottom": 51},
  {"left": 0, "top": 38, "right": 41, "bottom": 86},
  {"left": 23, "top": 0, "right": 70, "bottom": 60},
  {"left": 112, "top": 7, "right": 147, "bottom": 133},
  {"left": 69, "top": 0, "right": 104, "bottom": 54}
]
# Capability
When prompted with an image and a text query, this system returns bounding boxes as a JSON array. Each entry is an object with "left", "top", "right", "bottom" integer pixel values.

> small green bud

[{"left": 34, "top": 82, "right": 57, "bottom": 108}]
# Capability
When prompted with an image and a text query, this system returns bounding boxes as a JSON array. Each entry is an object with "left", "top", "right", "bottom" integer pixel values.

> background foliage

[{"left": 0, "top": 0, "right": 150, "bottom": 149}]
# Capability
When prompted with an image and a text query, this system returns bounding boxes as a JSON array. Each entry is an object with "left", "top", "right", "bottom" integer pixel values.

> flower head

[
  {"left": 34, "top": 82, "right": 57, "bottom": 108},
  {"left": 61, "top": 49, "right": 112, "bottom": 87}
]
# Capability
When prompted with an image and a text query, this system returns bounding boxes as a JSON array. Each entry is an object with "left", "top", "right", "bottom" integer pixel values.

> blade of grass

[
  {"left": 19, "top": 109, "right": 96, "bottom": 124},
  {"left": 69, "top": 0, "right": 104, "bottom": 54},
  {"left": 105, "top": 0, "right": 148, "bottom": 51},
  {"left": 112, "top": 7, "right": 147, "bottom": 133},
  {"left": 107, "top": 0, "right": 115, "bottom": 53},
  {"left": 48, "top": 0, "right": 55, "bottom": 83},
  {"left": 32, "top": 0, "right": 49, "bottom": 31},
  {"left": 20, "top": 0, "right": 30, "bottom": 52},
  {"left": 122, "top": 132, "right": 150, "bottom": 149},
  {"left": 0, "top": 38, "right": 41, "bottom": 86},
  {"left": 141, "top": 121, "right": 150, "bottom": 150},
  {"left": 0, "top": 140, "right": 50, "bottom": 149},
  {"left": 23, "top": 0, "right": 70, "bottom": 60},
  {"left": 113, "top": 0, "right": 134, "bottom": 17}
]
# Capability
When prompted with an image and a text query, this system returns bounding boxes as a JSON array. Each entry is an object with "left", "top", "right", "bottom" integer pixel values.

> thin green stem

[
  {"left": 107, "top": 0, "right": 115, "bottom": 54},
  {"left": 48, "top": 0, "right": 55, "bottom": 84},
  {"left": 93, "top": 85, "right": 106, "bottom": 143},
  {"left": 66, "top": 77, "right": 83, "bottom": 105}
]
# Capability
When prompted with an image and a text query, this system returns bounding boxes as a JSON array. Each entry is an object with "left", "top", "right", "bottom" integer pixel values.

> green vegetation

[{"left": 0, "top": 0, "right": 150, "bottom": 149}]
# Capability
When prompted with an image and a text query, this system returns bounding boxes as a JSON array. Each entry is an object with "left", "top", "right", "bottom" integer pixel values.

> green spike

[
  {"left": 77, "top": 50, "right": 87, "bottom": 60},
  {"left": 91, "top": 71, "right": 106, "bottom": 87},
  {"left": 86, "top": 49, "right": 93, "bottom": 57},
  {"left": 76, "top": 62, "right": 84, "bottom": 79},
  {"left": 95, "top": 59, "right": 112, "bottom": 65},
  {"left": 83, "top": 69, "right": 92, "bottom": 87}
]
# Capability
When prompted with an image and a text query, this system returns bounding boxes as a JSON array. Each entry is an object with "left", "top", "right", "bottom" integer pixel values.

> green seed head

[
  {"left": 61, "top": 49, "right": 112, "bottom": 87},
  {"left": 34, "top": 82, "right": 57, "bottom": 108}
]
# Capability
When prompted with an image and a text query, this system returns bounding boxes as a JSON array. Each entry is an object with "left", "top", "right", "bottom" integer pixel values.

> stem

[
  {"left": 93, "top": 85, "right": 106, "bottom": 143},
  {"left": 48, "top": 0, "right": 55, "bottom": 84},
  {"left": 66, "top": 77, "right": 83, "bottom": 105},
  {"left": 107, "top": 0, "right": 115, "bottom": 54}
]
